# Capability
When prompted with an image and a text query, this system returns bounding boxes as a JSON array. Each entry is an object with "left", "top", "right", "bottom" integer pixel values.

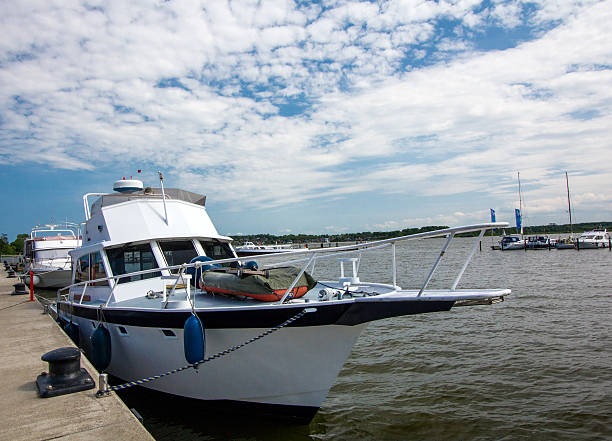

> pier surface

[{"left": 0, "top": 269, "right": 154, "bottom": 441}]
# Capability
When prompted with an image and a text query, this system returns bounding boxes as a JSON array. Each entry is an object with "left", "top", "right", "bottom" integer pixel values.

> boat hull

[
  {"left": 500, "top": 243, "right": 525, "bottom": 250},
  {"left": 577, "top": 241, "right": 608, "bottom": 249},
  {"left": 556, "top": 243, "right": 576, "bottom": 249},
  {"left": 23, "top": 269, "right": 72, "bottom": 289},
  {"left": 63, "top": 311, "right": 366, "bottom": 413}
]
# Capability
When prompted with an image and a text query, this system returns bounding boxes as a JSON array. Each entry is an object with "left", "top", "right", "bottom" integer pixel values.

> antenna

[{"left": 158, "top": 171, "right": 169, "bottom": 225}]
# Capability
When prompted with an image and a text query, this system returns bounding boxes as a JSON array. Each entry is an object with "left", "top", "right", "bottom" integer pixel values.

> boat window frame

[
  {"left": 74, "top": 250, "right": 109, "bottom": 286},
  {"left": 199, "top": 239, "right": 235, "bottom": 263},
  {"left": 106, "top": 241, "right": 162, "bottom": 284},
  {"left": 157, "top": 239, "right": 200, "bottom": 274}
]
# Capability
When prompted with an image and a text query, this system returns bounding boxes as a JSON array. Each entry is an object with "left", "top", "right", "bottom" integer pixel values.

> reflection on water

[{"left": 38, "top": 238, "right": 612, "bottom": 440}]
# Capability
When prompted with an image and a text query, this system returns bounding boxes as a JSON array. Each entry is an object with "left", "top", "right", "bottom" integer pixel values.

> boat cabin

[
  {"left": 24, "top": 225, "right": 81, "bottom": 270},
  {"left": 69, "top": 181, "right": 235, "bottom": 304}
]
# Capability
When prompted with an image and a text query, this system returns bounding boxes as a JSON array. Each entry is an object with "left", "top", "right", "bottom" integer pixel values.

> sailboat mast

[
  {"left": 566, "top": 171, "right": 573, "bottom": 237},
  {"left": 518, "top": 172, "right": 523, "bottom": 236}
]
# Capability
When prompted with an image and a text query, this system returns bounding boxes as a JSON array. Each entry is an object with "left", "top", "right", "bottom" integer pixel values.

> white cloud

[{"left": 1, "top": 0, "right": 611, "bottom": 234}]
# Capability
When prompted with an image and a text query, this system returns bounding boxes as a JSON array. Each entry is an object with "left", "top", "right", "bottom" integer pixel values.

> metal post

[
  {"left": 97, "top": 373, "right": 109, "bottom": 397},
  {"left": 29, "top": 270, "right": 34, "bottom": 302},
  {"left": 158, "top": 171, "right": 168, "bottom": 225},
  {"left": 452, "top": 229, "right": 485, "bottom": 290},
  {"left": 391, "top": 242, "right": 397, "bottom": 289},
  {"left": 279, "top": 254, "right": 315, "bottom": 304},
  {"left": 418, "top": 233, "right": 454, "bottom": 297}
]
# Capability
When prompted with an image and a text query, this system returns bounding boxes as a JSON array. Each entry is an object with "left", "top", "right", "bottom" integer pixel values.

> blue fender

[
  {"left": 90, "top": 324, "right": 111, "bottom": 371},
  {"left": 184, "top": 314, "right": 205, "bottom": 364}
]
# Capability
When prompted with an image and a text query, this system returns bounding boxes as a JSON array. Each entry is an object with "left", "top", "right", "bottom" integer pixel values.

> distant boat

[
  {"left": 556, "top": 171, "right": 577, "bottom": 249},
  {"left": 499, "top": 234, "right": 524, "bottom": 250},
  {"left": 525, "top": 235, "right": 550, "bottom": 249},
  {"left": 576, "top": 228, "right": 611, "bottom": 249},
  {"left": 234, "top": 241, "right": 295, "bottom": 256},
  {"left": 22, "top": 223, "right": 81, "bottom": 288}
]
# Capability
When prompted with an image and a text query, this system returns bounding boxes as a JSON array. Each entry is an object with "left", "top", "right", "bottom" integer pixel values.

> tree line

[{"left": 0, "top": 233, "right": 28, "bottom": 256}]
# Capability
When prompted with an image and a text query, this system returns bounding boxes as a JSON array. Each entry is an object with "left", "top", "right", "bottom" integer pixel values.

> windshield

[
  {"left": 199, "top": 240, "right": 234, "bottom": 263},
  {"left": 158, "top": 240, "right": 199, "bottom": 273},
  {"left": 106, "top": 243, "right": 161, "bottom": 284}
]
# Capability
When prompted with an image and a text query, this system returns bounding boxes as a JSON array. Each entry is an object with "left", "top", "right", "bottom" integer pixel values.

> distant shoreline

[{"left": 229, "top": 221, "right": 612, "bottom": 244}]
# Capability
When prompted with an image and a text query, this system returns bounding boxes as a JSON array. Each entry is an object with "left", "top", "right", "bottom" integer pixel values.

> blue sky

[{"left": 1, "top": 0, "right": 612, "bottom": 240}]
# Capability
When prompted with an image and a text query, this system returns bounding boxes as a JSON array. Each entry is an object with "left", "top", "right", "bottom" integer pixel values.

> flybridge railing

[{"left": 57, "top": 222, "right": 508, "bottom": 306}]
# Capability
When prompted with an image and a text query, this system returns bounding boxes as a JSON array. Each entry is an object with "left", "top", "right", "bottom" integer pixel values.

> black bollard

[
  {"left": 36, "top": 347, "right": 95, "bottom": 398},
  {"left": 12, "top": 282, "right": 26, "bottom": 295}
]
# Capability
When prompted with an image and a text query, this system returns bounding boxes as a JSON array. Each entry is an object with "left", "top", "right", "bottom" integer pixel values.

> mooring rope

[{"left": 101, "top": 308, "right": 307, "bottom": 394}]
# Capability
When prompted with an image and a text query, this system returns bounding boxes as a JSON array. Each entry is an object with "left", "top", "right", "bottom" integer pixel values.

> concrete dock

[{"left": 0, "top": 269, "right": 154, "bottom": 441}]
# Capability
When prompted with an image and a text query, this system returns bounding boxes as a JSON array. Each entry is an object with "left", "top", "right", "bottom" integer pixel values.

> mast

[
  {"left": 518, "top": 172, "right": 523, "bottom": 237},
  {"left": 566, "top": 171, "right": 573, "bottom": 237}
]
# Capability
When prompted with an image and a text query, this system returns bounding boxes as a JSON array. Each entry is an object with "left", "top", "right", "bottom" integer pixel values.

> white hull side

[
  {"left": 578, "top": 241, "right": 608, "bottom": 249},
  {"left": 71, "top": 314, "right": 366, "bottom": 408},
  {"left": 24, "top": 269, "right": 72, "bottom": 289},
  {"left": 501, "top": 243, "right": 525, "bottom": 250}
]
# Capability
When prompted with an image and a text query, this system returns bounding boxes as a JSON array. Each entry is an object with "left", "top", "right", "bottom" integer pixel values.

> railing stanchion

[
  {"left": 279, "top": 254, "right": 315, "bottom": 304},
  {"left": 418, "top": 233, "right": 454, "bottom": 297},
  {"left": 452, "top": 229, "right": 486, "bottom": 291},
  {"left": 392, "top": 243, "right": 397, "bottom": 289}
]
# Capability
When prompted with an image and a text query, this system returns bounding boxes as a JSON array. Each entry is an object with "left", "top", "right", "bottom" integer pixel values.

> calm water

[{"left": 42, "top": 238, "right": 612, "bottom": 440}]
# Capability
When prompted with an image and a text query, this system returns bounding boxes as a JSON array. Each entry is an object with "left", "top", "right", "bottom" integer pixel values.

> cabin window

[
  {"left": 107, "top": 243, "right": 161, "bottom": 284},
  {"left": 199, "top": 240, "right": 234, "bottom": 263},
  {"left": 36, "top": 249, "right": 70, "bottom": 261},
  {"left": 158, "top": 240, "right": 198, "bottom": 272},
  {"left": 75, "top": 252, "right": 109, "bottom": 285},
  {"left": 24, "top": 241, "right": 33, "bottom": 259}
]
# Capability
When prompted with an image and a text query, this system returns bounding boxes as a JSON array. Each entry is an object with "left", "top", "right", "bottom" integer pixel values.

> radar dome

[{"left": 113, "top": 179, "right": 144, "bottom": 193}]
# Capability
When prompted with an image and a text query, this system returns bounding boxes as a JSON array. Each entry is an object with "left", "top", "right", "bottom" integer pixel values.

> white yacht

[
  {"left": 577, "top": 228, "right": 610, "bottom": 249},
  {"left": 499, "top": 235, "right": 525, "bottom": 250},
  {"left": 55, "top": 176, "right": 510, "bottom": 422},
  {"left": 22, "top": 224, "right": 81, "bottom": 288}
]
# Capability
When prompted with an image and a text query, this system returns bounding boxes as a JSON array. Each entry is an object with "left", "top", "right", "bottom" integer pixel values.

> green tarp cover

[{"left": 202, "top": 266, "right": 317, "bottom": 296}]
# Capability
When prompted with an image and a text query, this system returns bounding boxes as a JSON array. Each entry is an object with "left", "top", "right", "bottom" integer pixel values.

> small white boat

[
  {"left": 234, "top": 241, "right": 294, "bottom": 256},
  {"left": 499, "top": 235, "right": 525, "bottom": 250},
  {"left": 577, "top": 228, "right": 611, "bottom": 249},
  {"left": 55, "top": 175, "right": 511, "bottom": 422},
  {"left": 22, "top": 224, "right": 81, "bottom": 288}
]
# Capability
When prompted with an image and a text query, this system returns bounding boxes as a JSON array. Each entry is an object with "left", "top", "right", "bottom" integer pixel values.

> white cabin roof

[{"left": 79, "top": 189, "right": 230, "bottom": 253}]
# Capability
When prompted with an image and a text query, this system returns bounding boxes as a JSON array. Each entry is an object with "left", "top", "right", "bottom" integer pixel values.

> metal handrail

[{"left": 56, "top": 222, "right": 508, "bottom": 305}]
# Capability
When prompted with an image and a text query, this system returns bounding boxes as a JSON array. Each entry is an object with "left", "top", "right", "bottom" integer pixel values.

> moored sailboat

[
  {"left": 499, "top": 173, "right": 525, "bottom": 250},
  {"left": 556, "top": 171, "right": 577, "bottom": 249}
]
